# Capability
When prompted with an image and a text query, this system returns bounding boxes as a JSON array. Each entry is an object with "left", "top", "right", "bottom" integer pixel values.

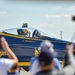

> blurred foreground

[
  {"left": 20, "top": 70, "right": 31, "bottom": 75},
  {"left": 20, "top": 61, "right": 64, "bottom": 75}
]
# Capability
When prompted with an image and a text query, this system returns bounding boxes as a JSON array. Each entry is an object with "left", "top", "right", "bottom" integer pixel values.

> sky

[{"left": 0, "top": 0, "right": 75, "bottom": 41}]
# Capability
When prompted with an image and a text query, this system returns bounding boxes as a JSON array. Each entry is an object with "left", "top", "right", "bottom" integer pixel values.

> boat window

[
  {"left": 17, "top": 29, "right": 30, "bottom": 37},
  {"left": 1, "top": 27, "right": 48, "bottom": 38},
  {"left": 2, "top": 28, "right": 18, "bottom": 35},
  {"left": 17, "top": 29, "right": 24, "bottom": 35},
  {"left": 32, "top": 29, "right": 41, "bottom": 37}
]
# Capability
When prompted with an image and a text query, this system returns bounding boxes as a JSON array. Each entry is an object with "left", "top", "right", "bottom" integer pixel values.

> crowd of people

[
  {"left": 30, "top": 40, "right": 75, "bottom": 75},
  {"left": 0, "top": 37, "right": 75, "bottom": 75}
]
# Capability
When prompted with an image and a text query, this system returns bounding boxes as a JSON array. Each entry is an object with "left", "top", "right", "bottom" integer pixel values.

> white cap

[{"left": 39, "top": 40, "right": 54, "bottom": 53}]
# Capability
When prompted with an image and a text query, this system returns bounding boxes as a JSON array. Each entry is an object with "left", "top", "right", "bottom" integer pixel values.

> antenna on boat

[
  {"left": 60, "top": 31, "right": 62, "bottom": 40},
  {"left": 71, "top": 31, "right": 75, "bottom": 42},
  {"left": 71, "top": 16, "right": 75, "bottom": 42},
  {"left": 22, "top": 23, "right": 28, "bottom": 28}
]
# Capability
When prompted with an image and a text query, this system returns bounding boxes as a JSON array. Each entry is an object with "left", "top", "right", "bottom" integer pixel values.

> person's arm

[
  {"left": 1, "top": 37, "right": 18, "bottom": 69},
  {"left": 62, "top": 51, "right": 75, "bottom": 75},
  {"left": 53, "top": 58, "right": 62, "bottom": 70},
  {"left": 29, "top": 57, "right": 34, "bottom": 70},
  {"left": 57, "top": 44, "right": 75, "bottom": 75},
  {"left": 31, "top": 59, "right": 41, "bottom": 75}
]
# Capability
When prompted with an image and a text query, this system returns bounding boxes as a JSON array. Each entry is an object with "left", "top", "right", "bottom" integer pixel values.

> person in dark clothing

[
  {"left": 63, "top": 53, "right": 69, "bottom": 67},
  {"left": 32, "top": 29, "right": 40, "bottom": 37},
  {"left": 64, "top": 43, "right": 74, "bottom": 67},
  {"left": 35, "top": 44, "right": 75, "bottom": 75}
]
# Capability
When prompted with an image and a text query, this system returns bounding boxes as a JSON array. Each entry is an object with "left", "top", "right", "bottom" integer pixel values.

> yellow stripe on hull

[
  {"left": 0, "top": 32, "right": 41, "bottom": 41},
  {"left": 18, "top": 62, "right": 30, "bottom": 66},
  {"left": 0, "top": 32, "right": 68, "bottom": 44}
]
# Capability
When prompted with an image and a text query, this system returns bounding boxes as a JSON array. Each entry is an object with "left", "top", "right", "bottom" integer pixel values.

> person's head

[
  {"left": 40, "top": 40, "right": 54, "bottom": 53},
  {"left": 38, "top": 40, "right": 58, "bottom": 57},
  {"left": 38, "top": 50, "right": 54, "bottom": 71},
  {"left": 24, "top": 29, "right": 29, "bottom": 35}
]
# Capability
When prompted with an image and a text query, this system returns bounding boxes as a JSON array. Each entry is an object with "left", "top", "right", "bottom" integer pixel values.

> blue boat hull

[{"left": 0, "top": 32, "right": 71, "bottom": 70}]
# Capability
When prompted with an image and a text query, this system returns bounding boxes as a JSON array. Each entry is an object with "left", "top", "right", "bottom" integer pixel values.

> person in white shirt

[{"left": 0, "top": 37, "right": 18, "bottom": 75}]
